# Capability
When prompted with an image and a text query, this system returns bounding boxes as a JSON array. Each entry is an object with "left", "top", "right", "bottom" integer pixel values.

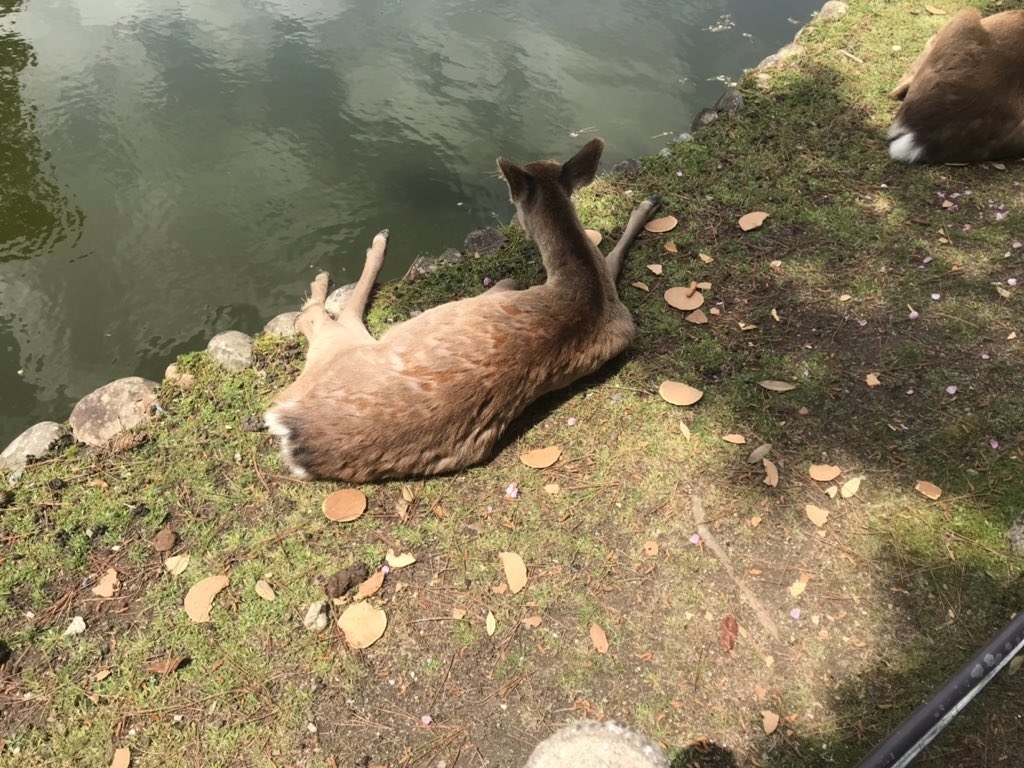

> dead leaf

[
  {"left": 523, "top": 615, "right": 543, "bottom": 627},
  {"left": 825, "top": 485, "right": 838, "bottom": 498},
  {"left": 147, "top": 657, "right": 188, "bottom": 675},
  {"left": 499, "top": 552, "right": 528, "bottom": 595},
  {"left": 699, "top": 252, "right": 714, "bottom": 264},
  {"left": 644, "top": 215, "right": 678, "bottom": 233},
  {"left": 915, "top": 480, "right": 943, "bottom": 500},
  {"left": 738, "top": 322, "right": 758, "bottom": 331},
  {"left": 658, "top": 380, "right": 704, "bottom": 406},
  {"left": 763, "top": 459, "right": 779, "bottom": 488},
  {"left": 590, "top": 623, "right": 609, "bottom": 653},
  {"left": 183, "top": 574, "right": 229, "bottom": 623},
  {"left": 718, "top": 614, "right": 739, "bottom": 650},
  {"left": 631, "top": 281, "right": 650, "bottom": 292},
  {"left": 520, "top": 446, "right": 561, "bottom": 469},
  {"left": 584, "top": 228, "right": 602, "bottom": 246},
  {"left": 750, "top": 516, "right": 762, "bottom": 528},
  {"left": 866, "top": 372, "right": 881, "bottom": 388},
  {"left": 337, "top": 602, "right": 387, "bottom": 649},
  {"left": 486, "top": 611, "right": 497, "bottom": 636},
  {"left": 385, "top": 549, "right": 416, "bottom": 569},
  {"left": 679, "top": 421, "right": 692, "bottom": 440},
  {"left": 647, "top": 264, "right": 663, "bottom": 275},
  {"left": 709, "top": 306, "right": 721, "bottom": 316},
  {"left": 839, "top": 293, "right": 852, "bottom": 302},
  {"left": 1008, "top": 656, "right": 1023, "bottom": 676},
  {"left": 805, "top": 504, "right": 829, "bottom": 528},
  {"left": 722, "top": 433, "right": 747, "bottom": 444},
  {"left": 925, "top": 4, "right": 947, "bottom": 14},
  {"left": 840, "top": 476, "right": 862, "bottom": 499},
  {"left": 452, "top": 607, "right": 467, "bottom": 620},
  {"left": 992, "top": 161, "right": 1007, "bottom": 171},
  {"left": 254, "top": 579, "right": 276, "bottom": 601},
  {"left": 762, "top": 710, "right": 780, "bottom": 735},
  {"left": 323, "top": 489, "right": 367, "bottom": 522},
  {"left": 758, "top": 380, "right": 798, "bottom": 392},
  {"left": 664, "top": 286, "right": 705, "bottom": 311},
  {"left": 355, "top": 570, "right": 385, "bottom": 599},
  {"left": 543, "top": 483, "right": 560, "bottom": 495},
  {"left": 111, "top": 747, "right": 131, "bottom": 768},
  {"left": 808, "top": 464, "right": 842, "bottom": 482},
  {"left": 91, "top": 568, "right": 120, "bottom": 598},
  {"left": 664, "top": 241, "right": 678, "bottom": 253},
  {"left": 685, "top": 309, "right": 709, "bottom": 325},
  {"left": 643, "top": 540, "right": 659, "bottom": 556},
  {"left": 789, "top": 573, "right": 812, "bottom": 598},
  {"left": 738, "top": 211, "right": 769, "bottom": 231},
  {"left": 163, "top": 554, "right": 190, "bottom": 576},
  {"left": 747, "top": 443, "right": 772, "bottom": 463},
  {"left": 771, "top": 308, "right": 781, "bottom": 322}
]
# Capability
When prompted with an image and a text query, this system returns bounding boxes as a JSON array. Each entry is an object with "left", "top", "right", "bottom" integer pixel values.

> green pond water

[{"left": 0, "top": 0, "right": 822, "bottom": 446}]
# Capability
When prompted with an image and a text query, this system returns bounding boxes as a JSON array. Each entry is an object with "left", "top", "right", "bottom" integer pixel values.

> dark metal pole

[{"left": 855, "top": 609, "right": 1024, "bottom": 768}]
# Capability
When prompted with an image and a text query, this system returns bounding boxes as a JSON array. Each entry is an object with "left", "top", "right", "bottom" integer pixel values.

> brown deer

[
  {"left": 265, "top": 138, "right": 661, "bottom": 482},
  {"left": 888, "top": 8, "right": 1024, "bottom": 163}
]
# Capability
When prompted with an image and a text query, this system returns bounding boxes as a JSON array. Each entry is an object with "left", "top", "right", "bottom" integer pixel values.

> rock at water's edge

[
  {"left": 324, "top": 283, "right": 358, "bottom": 316},
  {"left": 69, "top": 377, "right": 159, "bottom": 448},
  {"left": 263, "top": 311, "right": 300, "bottom": 337},
  {"left": 0, "top": 421, "right": 63, "bottom": 472},
  {"left": 207, "top": 330, "right": 254, "bottom": 372}
]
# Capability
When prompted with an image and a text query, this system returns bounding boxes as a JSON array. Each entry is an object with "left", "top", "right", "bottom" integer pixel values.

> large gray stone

[
  {"left": 527, "top": 720, "right": 669, "bottom": 768},
  {"left": 464, "top": 226, "right": 506, "bottom": 256},
  {"left": 324, "top": 283, "right": 358, "bottom": 316},
  {"left": 714, "top": 87, "right": 745, "bottom": 115},
  {"left": 817, "top": 1, "right": 848, "bottom": 22},
  {"left": 263, "top": 311, "right": 300, "bottom": 337},
  {"left": 69, "top": 377, "right": 159, "bottom": 448},
  {"left": 0, "top": 421, "right": 62, "bottom": 471},
  {"left": 207, "top": 330, "right": 254, "bottom": 372}
]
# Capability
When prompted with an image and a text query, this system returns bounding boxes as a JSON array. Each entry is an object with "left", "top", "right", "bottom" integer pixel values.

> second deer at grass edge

[{"left": 265, "top": 138, "right": 661, "bottom": 482}]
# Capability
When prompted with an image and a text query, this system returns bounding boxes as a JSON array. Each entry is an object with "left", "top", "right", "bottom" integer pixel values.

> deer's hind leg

[{"left": 605, "top": 195, "right": 662, "bottom": 279}]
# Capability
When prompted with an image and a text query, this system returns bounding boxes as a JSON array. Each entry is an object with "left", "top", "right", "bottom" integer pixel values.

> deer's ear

[
  {"left": 498, "top": 157, "right": 533, "bottom": 202},
  {"left": 561, "top": 138, "right": 604, "bottom": 191}
]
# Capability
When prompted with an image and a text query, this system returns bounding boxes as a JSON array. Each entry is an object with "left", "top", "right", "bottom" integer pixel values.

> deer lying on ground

[
  {"left": 888, "top": 8, "right": 1024, "bottom": 164},
  {"left": 265, "top": 138, "right": 661, "bottom": 482}
]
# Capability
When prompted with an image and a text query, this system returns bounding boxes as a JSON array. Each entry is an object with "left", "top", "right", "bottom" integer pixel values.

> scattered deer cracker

[
  {"left": 805, "top": 504, "right": 829, "bottom": 527},
  {"left": 664, "top": 286, "right": 705, "bottom": 311},
  {"left": 808, "top": 464, "right": 842, "bottom": 482},
  {"left": 763, "top": 459, "right": 779, "bottom": 488},
  {"left": 499, "top": 552, "right": 528, "bottom": 594},
  {"left": 709, "top": 306, "right": 721, "bottom": 316},
  {"left": 385, "top": 549, "right": 416, "bottom": 569},
  {"left": 111, "top": 747, "right": 132, "bottom": 768},
  {"left": 584, "top": 228, "right": 602, "bottom": 246},
  {"left": 337, "top": 602, "right": 387, "bottom": 649},
  {"left": 738, "top": 211, "right": 769, "bottom": 231},
  {"left": 840, "top": 476, "right": 863, "bottom": 499},
  {"left": 631, "top": 281, "right": 650, "bottom": 292},
  {"left": 685, "top": 309, "right": 709, "bottom": 325},
  {"left": 738, "top": 322, "right": 758, "bottom": 331},
  {"left": 91, "top": 568, "right": 120, "bottom": 598},
  {"left": 664, "top": 241, "right": 678, "bottom": 253},
  {"left": 771, "top": 308, "right": 781, "bottom": 322},
  {"left": 452, "top": 607, "right": 467, "bottom": 620},
  {"left": 722, "top": 433, "right": 747, "bottom": 444},
  {"left": 643, "top": 540, "right": 659, "bottom": 556},
  {"left": 762, "top": 710, "right": 780, "bottom": 735},
  {"left": 356, "top": 569, "right": 385, "bottom": 599},
  {"left": 183, "top": 574, "right": 229, "bottom": 623},
  {"left": 925, "top": 4, "right": 947, "bottom": 14},
  {"left": 866, "top": 372, "right": 881, "bottom": 388},
  {"left": 915, "top": 480, "right": 943, "bottom": 500},
  {"left": 644, "top": 215, "right": 678, "bottom": 233},
  {"left": 696, "top": 281, "right": 712, "bottom": 290},
  {"left": 747, "top": 443, "right": 772, "bottom": 464},
  {"left": 543, "top": 483, "right": 561, "bottom": 495},
  {"left": 699, "top": 252, "right": 714, "bottom": 264},
  {"left": 523, "top": 615, "right": 543, "bottom": 627},
  {"left": 520, "top": 445, "right": 562, "bottom": 469},
  {"left": 647, "top": 263, "right": 663, "bottom": 275},
  {"left": 486, "top": 611, "right": 497, "bottom": 636},
  {"left": 658, "top": 380, "right": 704, "bottom": 406},
  {"left": 322, "top": 489, "right": 367, "bottom": 522},
  {"left": 254, "top": 579, "right": 276, "bottom": 601},
  {"left": 758, "top": 380, "right": 798, "bottom": 392},
  {"left": 164, "top": 554, "right": 190, "bottom": 576},
  {"left": 590, "top": 623, "right": 610, "bottom": 653}
]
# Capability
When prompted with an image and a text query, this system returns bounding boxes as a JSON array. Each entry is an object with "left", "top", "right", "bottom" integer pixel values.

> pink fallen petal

[
  {"left": 990, "top": 439, "right": 1000, "bottom": 450},
  {"left": 505, "top": 483, "right": 519, "bottom": 499},
  {"left": 946, "top": 385, "right": 958, "bottom": 395},
  {"left": 566, "top": 417, "right": 577, "bottom": 426},
  {"left": 689, "top": 533, "right": 702, "bottom": 545},
  {"left": 790, "top": 608, "right": 801, "bottom": 620},
  {"left": 931, "top": 293, "right": 941, "bottom": 301}
]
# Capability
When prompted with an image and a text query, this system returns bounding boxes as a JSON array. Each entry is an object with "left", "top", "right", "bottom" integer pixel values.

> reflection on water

[{"left": 0, "top": 0, "right": 821, "bottom": 445}]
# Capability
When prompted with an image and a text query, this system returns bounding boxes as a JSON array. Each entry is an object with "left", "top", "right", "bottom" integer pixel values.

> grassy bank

[{"left": 3, "top": 1, "right": 1024, "bottom": 766}]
